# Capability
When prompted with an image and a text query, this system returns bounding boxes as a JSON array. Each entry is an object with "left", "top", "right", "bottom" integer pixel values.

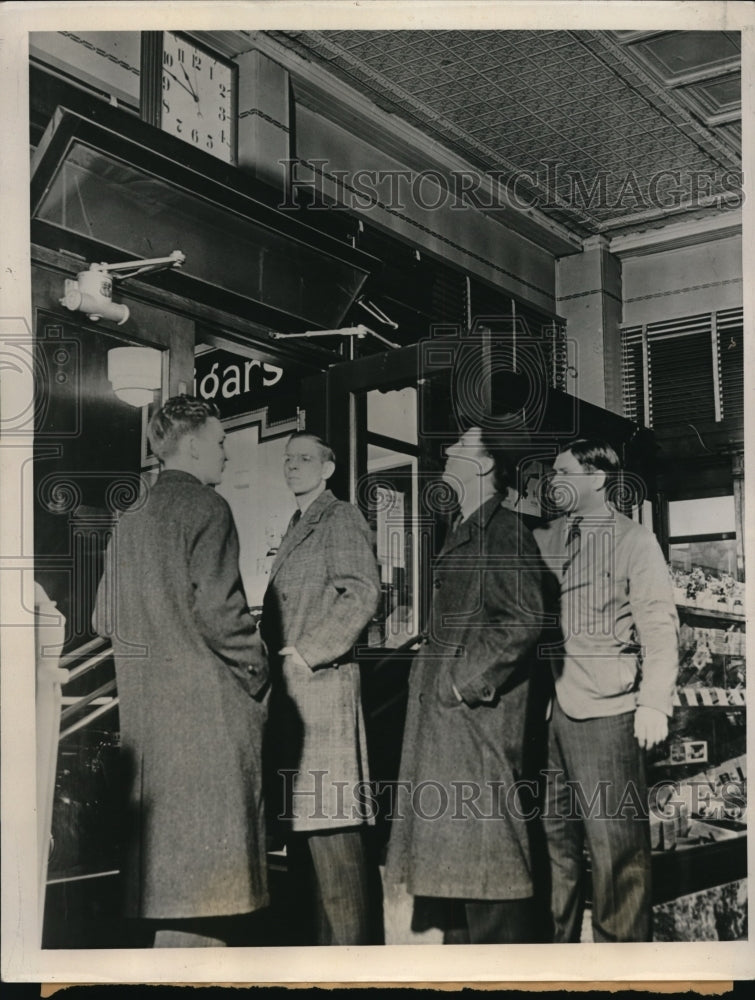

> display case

[{"left": 646, "top": 500, "right": 747, "bottom": 941}]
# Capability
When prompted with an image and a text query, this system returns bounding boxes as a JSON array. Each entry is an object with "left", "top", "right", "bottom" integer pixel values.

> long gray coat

[
  {"left": 93, "top": 469, "right": 269, "bottom": 920},
  {"left": 262, "top": 489, "right": 380, "bottom": 833},
  {"left": 385, "top": 496, "right": 545, "bottom": 900}
]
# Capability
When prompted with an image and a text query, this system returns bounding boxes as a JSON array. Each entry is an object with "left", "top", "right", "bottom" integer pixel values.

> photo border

[{"left": 2, "top": 0, "right": 753, "bottom": 987}]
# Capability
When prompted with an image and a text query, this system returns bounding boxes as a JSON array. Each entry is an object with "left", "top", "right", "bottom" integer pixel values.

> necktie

[
  {"left": 287, "top": 509, "right": 302, "bottom": 535},
  {"left": 562, "top": 516, "right": 582, "bottom": 576}
]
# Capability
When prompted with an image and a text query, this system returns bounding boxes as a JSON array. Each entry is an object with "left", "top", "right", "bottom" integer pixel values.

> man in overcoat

[
  {"left": 94, "top": 395, "right": 269, "bottom": 947},
  {"left": 533, "top": 439, "right": 678, "bottom": 942},
  {"left": 385, "top": 426, "right": 546, "bottom": 943},
  {"left": 262, "top": 431, "right": 381, "bottom": 945}
]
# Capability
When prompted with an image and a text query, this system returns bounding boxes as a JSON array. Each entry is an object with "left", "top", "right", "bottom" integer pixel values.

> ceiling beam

[
  {"left": 238, "top": 30, "right": 584, "bottom": 257},
  {"left": 609, "top": 208, "right": 741, "bottom": 258}
]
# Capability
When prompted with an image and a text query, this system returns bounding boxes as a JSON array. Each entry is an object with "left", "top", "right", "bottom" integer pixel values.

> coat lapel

[
  {"left": 438, "top": 494, "right": 503, "bottom": 558},
  {"left": 269, "top": 490, "right": 336, "bottom": 582},
  {"left": 535, "top": 515, "right": 567, "bottom": 558},
  {"left": 440, "top": 516, "right": 474, "bottom": 556}
]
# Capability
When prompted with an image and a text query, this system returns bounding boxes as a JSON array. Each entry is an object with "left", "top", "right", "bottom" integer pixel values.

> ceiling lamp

[{"left": 107, "top": 346, "right": 162, "bottom": 407}]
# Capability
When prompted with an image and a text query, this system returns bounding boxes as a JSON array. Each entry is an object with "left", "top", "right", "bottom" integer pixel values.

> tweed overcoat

[
  {"left": 385, "top": 495, "right": 546, "bottom": 900},
  {"left": 261, "top": 489, "right": 381, "bottom": 833},
  {"left": 93, "top": 469, "right": 269, "bottom": 920}
]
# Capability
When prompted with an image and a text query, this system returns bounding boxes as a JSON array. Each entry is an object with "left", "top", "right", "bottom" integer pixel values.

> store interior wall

[
  {"left": 216, "top": 426, "right": 295, "bottom": 609},
  {"left": 622, "top": 234, "right": 743, "bottom": 326},
  {"left": 293, "top": 101, "right": 559, "bottom": 315}
]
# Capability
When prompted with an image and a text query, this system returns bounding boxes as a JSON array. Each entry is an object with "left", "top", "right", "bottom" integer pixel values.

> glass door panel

[
  {"left": 216, "top": 424, "right": 296, "bottom": 611},
  {"left": 360, "top": 389, "right": 419, "bottom": 649}
]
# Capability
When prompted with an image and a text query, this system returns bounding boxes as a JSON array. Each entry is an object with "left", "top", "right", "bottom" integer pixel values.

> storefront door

[{"left": 301, "top": 343, "right": 462, "bottom": 652}]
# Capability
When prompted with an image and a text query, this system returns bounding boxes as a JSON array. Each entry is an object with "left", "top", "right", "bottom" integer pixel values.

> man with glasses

[
  {"left": 534, "top": 438, "right": 679, "bottom": 942},
  {"left": 262, "top": 431, "right": 381, "bottom": 945}
]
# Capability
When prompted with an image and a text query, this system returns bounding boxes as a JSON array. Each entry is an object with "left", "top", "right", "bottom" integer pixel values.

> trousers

[
  {"left": 441, "top": 897, "right": 537, "bottom": 944},
  {"left": 286, "top": 827, "right": 372, "bottom": 945},
  {"left": 151, "top": 914, "right": 252, "bottom": 948},
  {"left": 544, "top": 700, "right": 652, "bottom": 942}
]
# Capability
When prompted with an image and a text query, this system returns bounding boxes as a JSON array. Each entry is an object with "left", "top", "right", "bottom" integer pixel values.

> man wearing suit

[
  {"left": 533, "top": 438, "right": 679, "bottom": 942},
  {"left": 262, "top": 431, "right": 381, "bottom": 945},
  {"left": 94, "top": 395, "right": 269, "bottom": 948},
  {"left": 385, "top": 426, "right": 546, "bottom": 943}
]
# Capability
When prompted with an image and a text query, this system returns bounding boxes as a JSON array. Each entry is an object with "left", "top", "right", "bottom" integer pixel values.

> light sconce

[{"left": 107, "top": 346, "right": 162, "bottom": 407}]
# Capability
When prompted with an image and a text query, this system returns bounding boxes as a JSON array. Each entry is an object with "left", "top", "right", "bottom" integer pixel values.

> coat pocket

[
  {"left": 436, "top": 663, "right": 464, "bottom": 708},
  {"left": 591, "top": 654, "right": 638, "bottom": 697}
]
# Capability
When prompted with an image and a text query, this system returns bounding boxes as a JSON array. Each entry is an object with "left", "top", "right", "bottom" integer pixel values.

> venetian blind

[
  {"left": 469, "top": 279, "right": 568, "bottom": 390},
  {"left": 621, "top": 307, "right": 743, "bottom": 430},
  {"left": 717, "top": 307, "right": 744, "bottom": 425}
]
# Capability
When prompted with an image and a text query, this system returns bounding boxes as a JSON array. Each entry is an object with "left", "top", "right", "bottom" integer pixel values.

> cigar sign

[{"left": 192, "top": 348, "right": 299, "bottom": 427}]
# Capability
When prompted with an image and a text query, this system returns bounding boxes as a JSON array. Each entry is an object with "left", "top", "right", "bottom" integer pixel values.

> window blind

[
  {"left": 621, "top": 325, "right": 645, "bottom": 424},
  {"left": 621, "top": 307, "right": 743, "bottom": 431},
  {"left": 469, "top": 280, "right": 568, "bottom": 390},
  {"left": 716, "top": 307, "right": 744, "bottom": 425}
]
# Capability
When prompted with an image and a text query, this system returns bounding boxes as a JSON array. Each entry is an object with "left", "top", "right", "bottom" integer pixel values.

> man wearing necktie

[
  {"left": 534, "top": 439, "right": 679, "bottom": 942},
  {"left": 386, "top": 425, "right": 546, "bottom": 943},
  {"left": 261, "top": 431, "right": 380, "bottom": 945}
]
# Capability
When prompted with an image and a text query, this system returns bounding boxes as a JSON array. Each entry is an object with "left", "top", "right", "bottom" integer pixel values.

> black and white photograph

[{"left": 1, "top": 0, "right": 753, "bottom": 987}]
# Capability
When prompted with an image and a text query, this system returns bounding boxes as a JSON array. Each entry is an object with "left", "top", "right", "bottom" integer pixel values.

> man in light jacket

[
  {"left": 94, "top": 395, "right": 269, "bottom": 947},
  {"left": 262, "top": 431, "right": 381, "bottom": 945},
  {"left": 534, "top": 438, "right": 679, "bottom": 942}
]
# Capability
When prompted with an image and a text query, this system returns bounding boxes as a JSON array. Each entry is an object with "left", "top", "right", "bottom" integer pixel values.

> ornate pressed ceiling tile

[{"left": 269, "top": 28, "right": 741, "bottom": 238}]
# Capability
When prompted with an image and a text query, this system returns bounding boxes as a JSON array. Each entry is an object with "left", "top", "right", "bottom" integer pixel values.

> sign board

[{"left": 193, "top": 347, "right": 302, "bottom": 433}]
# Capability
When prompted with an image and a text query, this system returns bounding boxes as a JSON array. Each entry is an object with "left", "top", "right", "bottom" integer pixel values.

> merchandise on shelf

[
  {"left": 669, "top": 565, "right": 745, "bottom": 615},
  {"left": 649, "top": 754, "right": 747, "bottom": 852},
  {"left": 677, "top": 621, "right": 746, "bottom": 689}
]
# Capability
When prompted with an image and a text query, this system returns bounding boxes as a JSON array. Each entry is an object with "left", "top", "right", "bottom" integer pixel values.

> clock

[{"left": 141, "top": 31, "right": 237, "bottom": 164}]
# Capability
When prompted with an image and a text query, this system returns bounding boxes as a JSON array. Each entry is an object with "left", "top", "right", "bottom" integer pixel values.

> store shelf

[
  {"left": 672, "top": 687, "right": 746, "bottom": 708},
  {"left": 652, "top": 832, "right": 747, "bottom": 905},
  {"left": 676, "top": 603, "right": 745, "bottom": 622}
]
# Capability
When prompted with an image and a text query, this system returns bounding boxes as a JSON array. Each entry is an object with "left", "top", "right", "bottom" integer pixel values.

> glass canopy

[{"left": 31, "top": 106, "right": 376, "bottom": 331}]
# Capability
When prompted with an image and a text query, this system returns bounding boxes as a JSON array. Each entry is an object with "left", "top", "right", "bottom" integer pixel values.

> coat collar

[
  {"left": 441, "top": 493, "right": 504, "bottom": 555},
  {"left": 298, "top": 488, "right": 338, "bottom": 525},
  {"left": 269, "top": 489, "right": 338, "bottom": 580},
  {"left": 537, "top": 506, "right": 627, "bottom": 553},
  {"left": 155, "top": 469, "right": 205, "bottom": 490},
  {"left": 157, "top": 468, "right": 203, "bottom": 487}
]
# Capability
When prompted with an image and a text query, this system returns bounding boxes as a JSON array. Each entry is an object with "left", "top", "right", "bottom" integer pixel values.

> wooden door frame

[{"left": 300, "top": 344, "right": 424, "bottom": 502}]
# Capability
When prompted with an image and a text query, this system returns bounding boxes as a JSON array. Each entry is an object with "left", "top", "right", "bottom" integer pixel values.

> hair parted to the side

[
  {"left": 566, "top": 438, "right": 622, "bottom": 474},
  {"left": 286, "top": 430, "right": 336, "bottom": 464},
  {"left": 148, "top": 395, "right": 220, "bottom": 462},
  {"left": 479, "top": 428, "right": 515, "bottom": 495}
]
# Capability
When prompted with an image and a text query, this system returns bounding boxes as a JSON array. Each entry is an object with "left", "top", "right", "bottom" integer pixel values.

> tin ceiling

[{"left": 260, "top": 29, "right": 742, "bottom": 239}]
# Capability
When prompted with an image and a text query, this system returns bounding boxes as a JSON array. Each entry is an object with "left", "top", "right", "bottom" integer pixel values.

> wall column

[
  {"left": 556, "top": 236, "right": 623, "bottom": 413},
  {"left": 236, "top": 50, "right": 291, "bottom": 192}
]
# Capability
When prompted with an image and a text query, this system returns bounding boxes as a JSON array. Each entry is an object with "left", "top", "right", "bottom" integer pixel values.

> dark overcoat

[
  {"left": 93, "top": 469, "right": 269, "bottom": 920},
  {"left": 385, "top": 495, "right": 545, "bottom": 900},
  {"left": 262, "top": 489, "right": 380, "bottom": 833}
]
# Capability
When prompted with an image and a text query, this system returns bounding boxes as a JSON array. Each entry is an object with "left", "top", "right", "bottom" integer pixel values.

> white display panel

[{"left": 216, "top": 424, "right": 296, "bottom": 608}]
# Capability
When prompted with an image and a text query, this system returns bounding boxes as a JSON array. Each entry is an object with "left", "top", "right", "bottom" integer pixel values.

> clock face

[{"left": 159, "top": 32, "right": 236, "bottom": 163}]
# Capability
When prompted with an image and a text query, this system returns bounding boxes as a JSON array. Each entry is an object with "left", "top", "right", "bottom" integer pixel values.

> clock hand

[
  {"left": 164, "top": 67, "right": 197, "bottom": 102},
  {"left": 179, "top": 62, "right": 200, "bottom": 102},
  {"left": 189, "top": 65, "right": 204, "bottom": 117}
]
